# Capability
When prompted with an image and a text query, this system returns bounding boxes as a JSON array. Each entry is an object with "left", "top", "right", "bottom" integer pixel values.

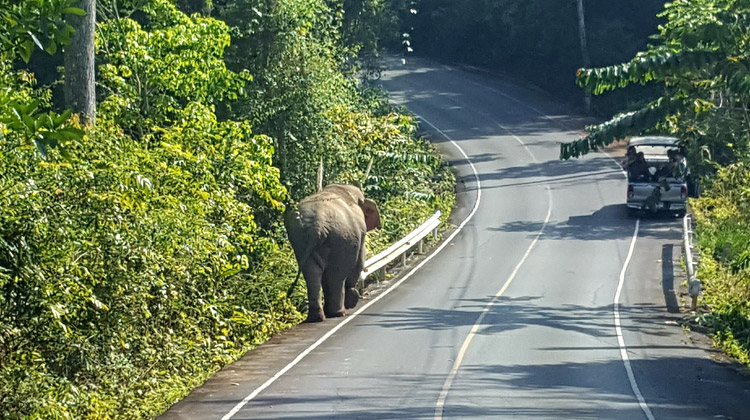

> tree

[
  {"left": 64, "top": 0, "right": 96, "bottom": 122},
  {"left": 576, "top": 0, "right": 591, "bottom": 114},
  {"left": 560, "top": 0, "right": 750, "bottom": 173},
  {"left": 0, "top": 0, "right": 85, "bottom": 158}
]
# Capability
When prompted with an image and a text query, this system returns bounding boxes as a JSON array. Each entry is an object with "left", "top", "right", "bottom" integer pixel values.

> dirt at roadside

[{"left": 602, "top": 139, "right": 629, "bottom": 157}]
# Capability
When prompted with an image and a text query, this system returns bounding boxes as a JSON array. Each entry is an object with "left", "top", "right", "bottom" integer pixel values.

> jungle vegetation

[{"left": 0, "top": 0, "right": 453, "bottom": 417}]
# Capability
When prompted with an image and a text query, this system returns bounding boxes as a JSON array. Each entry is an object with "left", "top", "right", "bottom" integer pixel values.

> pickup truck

[{"left": 625, "top": 136, "right": 688, "bottom": 217}]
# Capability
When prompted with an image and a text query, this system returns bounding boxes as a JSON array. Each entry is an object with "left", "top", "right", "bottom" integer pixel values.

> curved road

[{"left": 160, "top": 57, "right": 750, "bottom": 420}]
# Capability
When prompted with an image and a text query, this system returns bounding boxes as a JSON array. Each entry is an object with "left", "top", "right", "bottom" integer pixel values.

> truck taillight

[
  {"left": 628, "top": 184, "right": 634, "bottom": 198},
  {"left": 681, "top": 185, "right": 687, "bottom": 198}
]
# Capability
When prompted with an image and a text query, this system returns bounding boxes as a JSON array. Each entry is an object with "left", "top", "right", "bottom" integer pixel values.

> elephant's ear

[{"left": 361, "top": 198, "right": 381, "bottom": 231}]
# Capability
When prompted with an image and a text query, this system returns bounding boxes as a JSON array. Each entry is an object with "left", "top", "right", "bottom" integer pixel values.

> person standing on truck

[
  {"left": 673, "top": 149, "right": 688, "bottom": 179},
  {"left": 624, "top": 146, "right": 637, "bottom": 168},
  {"left": 628, "top": 152, "right": 649, "bottom": 180},
  {"left": 659, "top": 149, "right": 678, "bottom": 179},
  {"left": 660, "top": 149, "right": 687, "bottom": 179}
]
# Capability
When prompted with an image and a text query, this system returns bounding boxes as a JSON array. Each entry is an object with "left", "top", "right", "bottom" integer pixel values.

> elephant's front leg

[{"left": 302, "top": 262, "right": 326, "bottom": 323}]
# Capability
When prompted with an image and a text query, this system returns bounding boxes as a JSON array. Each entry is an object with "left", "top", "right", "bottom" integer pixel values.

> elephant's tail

[
  {"left": 284, "top": 206, "right": 319, "bottom": 297},
  {"left": 285, "top": 240, "right": 316, "bottom": 297},
  {"left": 286, "top": 270, "right": 303, "bottom": 297}
]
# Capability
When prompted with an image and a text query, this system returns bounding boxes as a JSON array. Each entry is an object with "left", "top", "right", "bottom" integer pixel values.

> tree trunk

[
  {"left": 576, "top": 0, "right": 591, "bottom": 114},
  {"left": 64, "top": 0, "right": 96, "bottom": 123}
]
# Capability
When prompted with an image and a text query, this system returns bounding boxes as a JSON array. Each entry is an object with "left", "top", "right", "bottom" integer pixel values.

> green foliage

[
  {"left": 217, "top": 0, "right": 358, "bottom": 197},
  {"left": 561, "top": 0, "right": 750, "bottom": 170},
  {"left": 0, "top": 0, "right": 82, "bottom": 62},
  {"left": 0, "top": 61, "right": 84, "bottom": 159},
  {"left": 96, "top": 0, "right": 251, "bottom": 138},
  {"left": 1, "top": 0, "right": 457, "bottom": 418},
  {"left": 1, "top": 99, "right": 84, "bottom": 159},
  {"left": 559, "top": 96, "right": 685, "bottom": 159},
  {"left": 691, "top": 160, "right": 750, "bottom": 368},
  {"left": 333, "top": 0, "right": 408, "bottom": 58},
  {"left": 0, "top": 1, "right": 85, "bottom": 159},
  {"left": 1, "top": 2, "right": 293, "bottom": 417},
  {"left": 0, "top": 117, "right": 293, "bottom": 418}
]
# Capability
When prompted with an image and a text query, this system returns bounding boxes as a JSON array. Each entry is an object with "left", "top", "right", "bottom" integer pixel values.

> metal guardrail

[
  {"left": 360, "top": 210, "right": 442, "bottom": 284},
  {"left": 683, "top": 214, "right": 702, "bottom": 309}
]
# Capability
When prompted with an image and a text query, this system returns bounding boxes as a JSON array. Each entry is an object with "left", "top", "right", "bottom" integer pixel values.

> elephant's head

[
  {"left": 318, "top": 183, "right": 381, "bottom": 231},
  {"left": 360, "top": 197, "right": 381, "bottom": 231}
]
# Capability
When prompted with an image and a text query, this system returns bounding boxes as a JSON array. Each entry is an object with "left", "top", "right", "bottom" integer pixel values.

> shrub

[
  {"left": 0, "top": 113, "right": 301, "bottom": 417},
  {"left": 691, "top": 160, "right": 750, "bottom": 368},
  {"left": 96, "top": 0, "right": 251, "bottom": 139}
]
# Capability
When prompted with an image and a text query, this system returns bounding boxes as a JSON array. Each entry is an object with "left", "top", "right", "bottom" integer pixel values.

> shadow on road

[
  {"left": 486, "top": 204, "right": 681, "bottom": 242},
  {"left": 450, "top": 156, "right": 624, "bottom": 192},
  {"left": 662, "top": 244, "right": 680, "bottom": 313},
  {"left": 362, "top": 295, "right": 678, "bottom": 341},
  {"left": 239, "top": 354, "right": 750, "bottom": 420}
]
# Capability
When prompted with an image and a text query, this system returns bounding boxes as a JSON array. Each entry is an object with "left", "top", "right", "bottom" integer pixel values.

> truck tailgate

[{"left": 628, "top": 181, "right": 686, "bottom": 208}]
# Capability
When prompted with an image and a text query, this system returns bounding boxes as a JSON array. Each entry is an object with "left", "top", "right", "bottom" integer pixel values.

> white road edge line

[
  {"left": 221, "top": 116, "right": 482, "bottom": 420},
  {"left": 477, "top": 75, "right": 655, "bottom": 418},
  {"left": 615, "top": 219, "right": 655, "bottom": 420}
]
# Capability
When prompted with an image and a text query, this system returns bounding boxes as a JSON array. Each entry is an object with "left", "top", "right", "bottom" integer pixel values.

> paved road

[{"left": 160, "top": 58, "right": 750, "bottom": 420}]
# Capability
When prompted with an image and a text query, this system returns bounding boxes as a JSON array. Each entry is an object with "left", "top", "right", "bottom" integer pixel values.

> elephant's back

[{"left": 299, "top": 195, "right": 365, "bottom": 242}]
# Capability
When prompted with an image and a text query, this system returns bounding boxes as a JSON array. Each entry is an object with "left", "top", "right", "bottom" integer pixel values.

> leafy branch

[
  {"left": 561, "top": 0, "right": 750, "bottom": 165},
  {"left": 560, "top": 96, "right": 684, "bottom": 159}
]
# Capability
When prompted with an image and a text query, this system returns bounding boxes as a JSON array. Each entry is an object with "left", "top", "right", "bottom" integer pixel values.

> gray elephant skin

[{"left": 284, "top": 184, "right": 381, "bottom": 322}]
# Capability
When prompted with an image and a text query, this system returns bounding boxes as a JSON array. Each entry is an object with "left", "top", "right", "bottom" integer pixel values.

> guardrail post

[
  {"left": 418, "top": 239, "right": 424, "bottom": 254},
  {"left": 684, "top": 214, "right": 701, "bottom": 310},
  {"left": 689, "top": 278, "right": 701, "bottom": 309}
]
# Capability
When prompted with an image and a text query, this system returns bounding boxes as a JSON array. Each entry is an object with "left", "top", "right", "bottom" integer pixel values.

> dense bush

[
  {"left": 96, "top": 0, "right": 252, "bottom": 139},
  {"left": 0, "top": 77, "right": 295, "bottom": 418},
  {"left": 218, "top": 0, "right": 358, "bottom": 197},
  {"left": 691, "top": 161, "right": 750, "bottom": 367}
]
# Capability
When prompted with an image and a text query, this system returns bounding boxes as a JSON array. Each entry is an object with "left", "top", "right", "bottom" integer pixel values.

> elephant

[{"left": 284, "top": 184, "right": 381, "bottom": 322}]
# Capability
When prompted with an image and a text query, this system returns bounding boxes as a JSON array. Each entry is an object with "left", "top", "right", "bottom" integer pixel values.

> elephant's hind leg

[
  {"left": 322, "top": 273, "right": 346, "bottom": 318},
  {"left": 344, "top": 287, "right": 360, "bottom": 310},
  {"left": 302, "top": 262, "right": 326, "bottom": 323},
  {"left": 344, "top": 241, "right": 365, "bottom": 310}
]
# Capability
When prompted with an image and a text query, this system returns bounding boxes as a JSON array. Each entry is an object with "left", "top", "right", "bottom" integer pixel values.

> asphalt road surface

[{"left": 159, "top": 57, "right": 750, "bottom": 420}]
